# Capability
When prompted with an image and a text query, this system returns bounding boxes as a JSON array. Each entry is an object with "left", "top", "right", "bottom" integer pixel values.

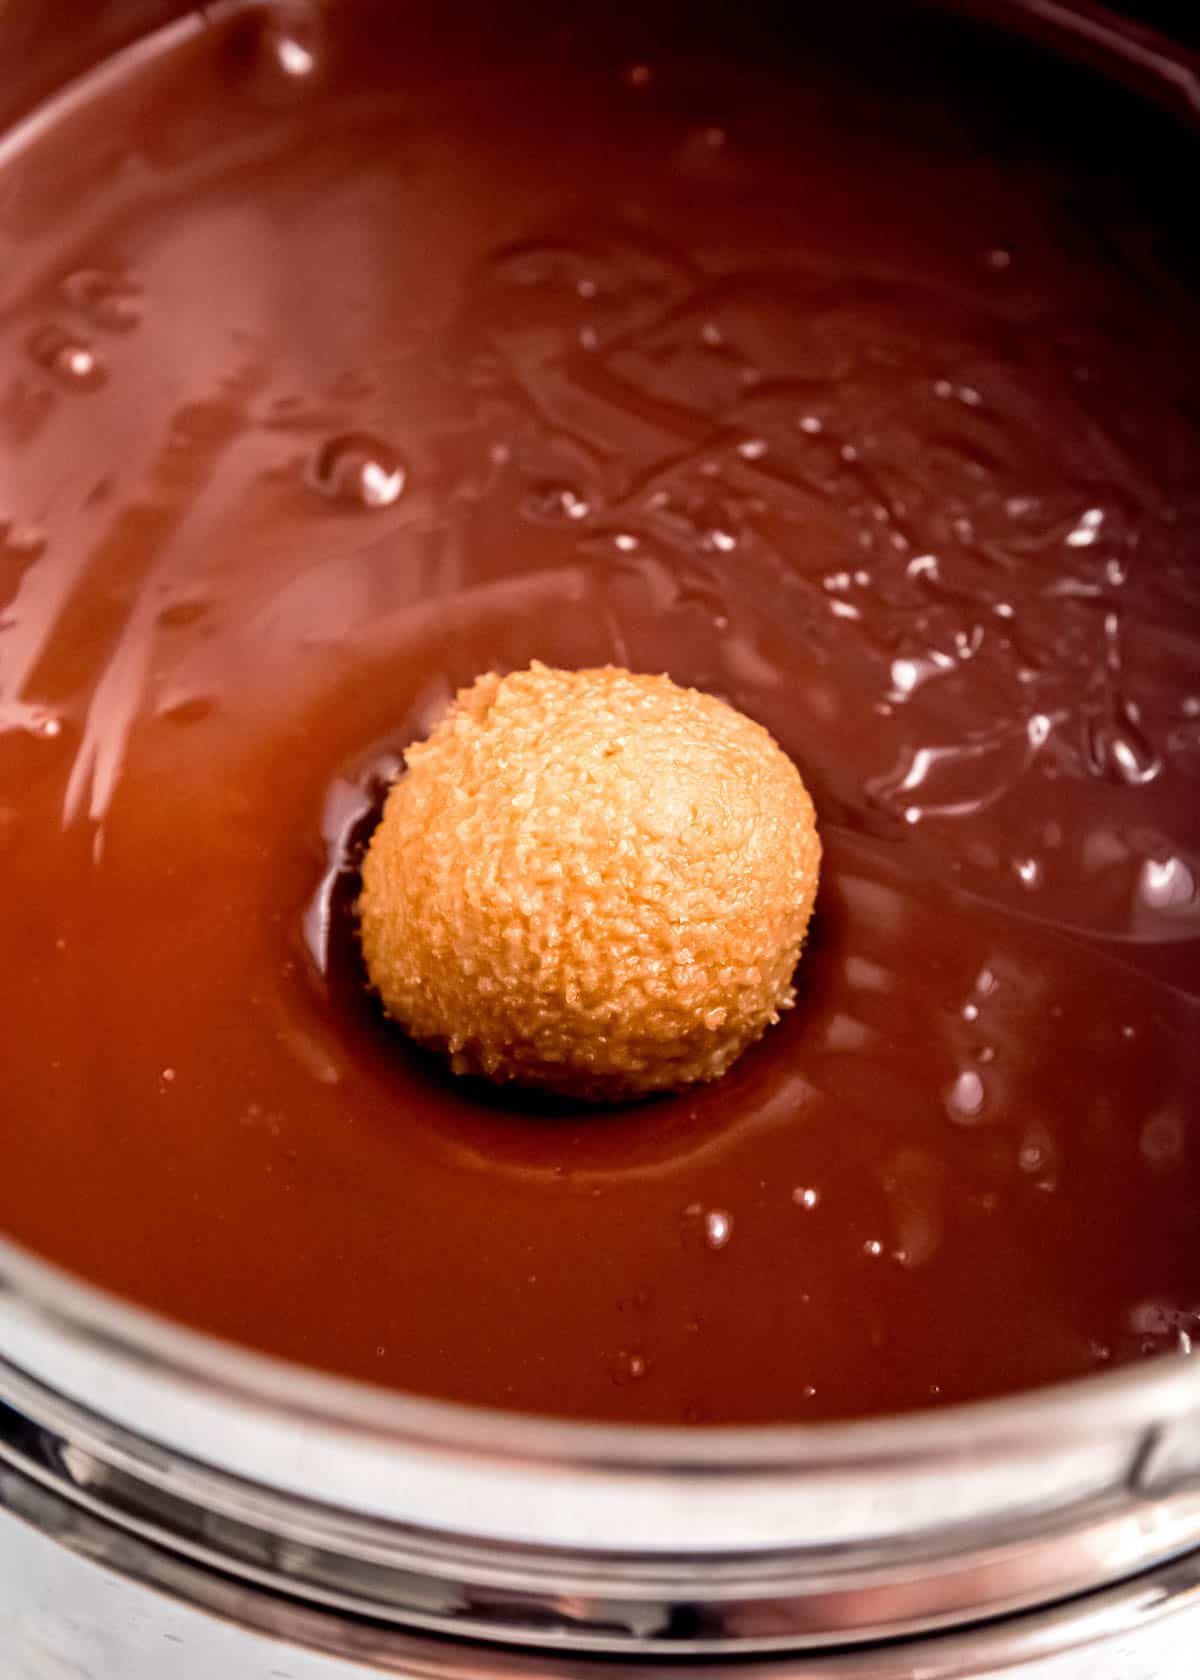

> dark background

[
  {"left": 1127, "top": 1, "right": 1200, "bottom": 42},
  {"left": 1, "top": 1, "right": 1196, "bottom": 134}
]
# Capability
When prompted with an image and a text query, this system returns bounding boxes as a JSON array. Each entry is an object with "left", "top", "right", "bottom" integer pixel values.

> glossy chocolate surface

[{"left": 0, "top": 1, "right": 1197, "bottom": 1422}]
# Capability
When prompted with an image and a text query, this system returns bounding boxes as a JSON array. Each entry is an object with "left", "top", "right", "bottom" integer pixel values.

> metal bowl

[{"left": 1, "top": 1, "right": 1198, "bottom": 1672}]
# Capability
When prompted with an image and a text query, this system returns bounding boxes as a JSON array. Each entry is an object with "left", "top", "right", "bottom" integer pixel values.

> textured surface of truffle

[{"left": 359, "top": 663, "right": 821, "bottom": 1100}]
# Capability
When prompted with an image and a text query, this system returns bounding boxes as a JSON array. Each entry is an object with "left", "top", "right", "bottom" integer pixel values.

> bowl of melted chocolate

[{"left": 1, "top": 0, "right": 1198, "bottom": 1667}]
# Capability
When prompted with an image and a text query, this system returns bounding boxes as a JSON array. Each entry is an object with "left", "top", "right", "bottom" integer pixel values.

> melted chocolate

[{"left": 0, "top": 0, "right": 1197, "bottom": 1423}]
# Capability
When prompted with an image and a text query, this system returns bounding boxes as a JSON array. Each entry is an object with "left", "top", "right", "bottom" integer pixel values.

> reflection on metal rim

[
  {"left": 3, "top": 1238, "right": 1200, "bottom": 1651},
  {"left": 4, "top": 1450, "right": 1200, "bottom": 1674},
  {"left": 923, "top": 0, "right": 1200, "bottom": 118}
]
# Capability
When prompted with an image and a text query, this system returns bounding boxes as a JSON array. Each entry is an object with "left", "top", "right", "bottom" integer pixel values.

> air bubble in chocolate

[
  {"left": 309, "top": 432, "right": 406, "bottom": 510},
  {"left": 26, "top": 325, "right": 106, "bottom": 391}
]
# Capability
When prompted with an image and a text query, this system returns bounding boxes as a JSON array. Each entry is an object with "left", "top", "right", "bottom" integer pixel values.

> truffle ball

[{"left": 358, "top": 663, "right": 820, "bottom": 1101}]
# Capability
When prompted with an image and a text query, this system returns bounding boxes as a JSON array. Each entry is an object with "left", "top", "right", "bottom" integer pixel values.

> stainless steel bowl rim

[
  {"left": 4, "top": 1183, "right": 1200, "bottom": 1653},
  {"left": 6, "top": 1440, "right": 1200, "bottom": 1676}
]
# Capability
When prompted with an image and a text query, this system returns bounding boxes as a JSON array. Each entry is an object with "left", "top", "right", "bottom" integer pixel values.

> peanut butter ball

[{"left": 358, "top": 663, "right": 820, "bottom": 1101}]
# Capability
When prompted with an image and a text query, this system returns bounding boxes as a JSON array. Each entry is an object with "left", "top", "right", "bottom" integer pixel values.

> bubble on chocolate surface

[
  {"left": 1014, "top": 856, "right": 1042, "bottom": 891},
  {"left": 703, "top": 1209, "right": 734, "bottom": 1250},
  {"left": 609, "top": 1349, "right": 650, "bottom": 1385},
  {"left": 308, "top": 432, "right": 406, "bottom": 510},
  {"left": 0, "top": 702, "right": 63, "bottom": 740},
  {"left": 275, "top": 34, "right": 317, "bottom": 77},
  {"left": 945, "top": 1068, "right": 985, "bottom": 1124},
  {"left": 1084, "top": 698, "right": 1162, "bottom": 787},
  {"left": 1137, "top": 854, "right": 1198, "bottom": 920},
  {"left": 521, "top": 482, "right": 591, "bottom": 525},
  {"left": 1140, "top": 1109, "right": 1185, "bottom": 1169},
  {"left": 1018, "top": 1120, "right": 1056, "bottom": 1176},
  {"left": 26, "top": 325, "right": 106, "bottom": 391},
  {"left": 260, "top": 2, "right": 324, "bottom": 81}
]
